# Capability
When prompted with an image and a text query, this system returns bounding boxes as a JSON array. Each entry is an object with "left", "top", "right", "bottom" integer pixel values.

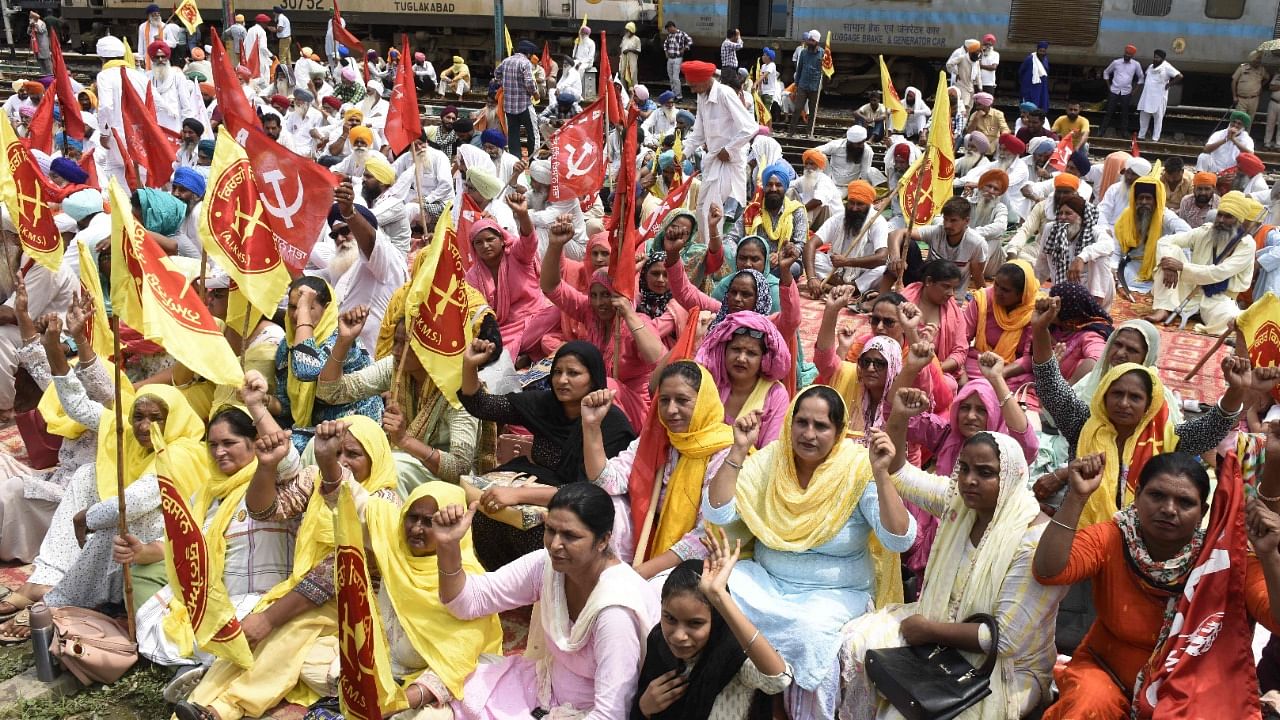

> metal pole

[{"left": 494, "top": 0, "right": 505, "bottom": 64}]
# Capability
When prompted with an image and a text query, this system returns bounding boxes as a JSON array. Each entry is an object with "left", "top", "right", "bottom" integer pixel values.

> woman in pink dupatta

[
  {"left": 464, "top": 199, "right": 552, "bottom": 359},
  {"left": 886, "top": 347, "right": 1039, "bottom": 574},
  {"left": 540, "top": 217, "right": 665, "bottom": 428},
  {"left": 901, "top": 259, "right": 967, "bottom": 393},
  {"left": 693, "top": 311, "right": 792, "bottom": 447},
  {"left": 840, "top": 290, "right": 955, "bottom": 416}
]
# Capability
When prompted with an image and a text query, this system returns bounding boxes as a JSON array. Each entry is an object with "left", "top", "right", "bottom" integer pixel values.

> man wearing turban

[
  {"left": 1100, "top": 44, "right": 1143, "bottom": 139},
  {"left": 1115, "top": 171, "right": 1192, "bottom": 294},
  {"left": 725, "top": 160, "right": 806, "bottom": 269},
  {"left": 1006, "top": 172, "right": 1082, "bottom": 264},
  {"left": 360, "top": 153, "right": 411, "bottom": 254},
  {"left": 283, "top": 88, "right": 323, "bottom": 155},
  {"left": 794, "top": 148, "right": 842, "bottom": 230},
  {"left": 1147, "top": 190, "right": 1261, "bottom": 333},
  {"left": 1178, "top": 171, "right": 1220, "bottom": 227},
  {"left": 1198, "top": 110, "right": 1255, "bottom": 173},
  {"left": 146, "top": 40, "right": 202, "bottom": 135},
  {"left": 971, "top": 168, "right": 1010, "bottom": 280},
  {"left": 965, "top": 92, "right": 1009, "bottom": 150},
  {"left": 806, "top": 179, "right": 888, "bottom": 295},
  {"left": 683, "top": 59, "right": 757, "bottom": 245},
  {"left": 1097, "top": 155, "right": 1151, "bottom": 226},
  {"left": 945, "top": 39, "right": 982, "bottom": 110},
  {"left": 572, "top": 24, "right": 596, "bottom": 73},
  {"left": 169, "top": 166, "right": 207, "bottom": 258},
  {"left": 1232, "top": 152, "right": 1269, "bottom": 196},
  {"left": 814, "top": 125, "right": 874, "bottom": 186},
  {"left": 1, "top": 78, "right": 36, "bottom": 126},
  {"left": 95, "top": 34, "right": 151, "bottom": 189}
]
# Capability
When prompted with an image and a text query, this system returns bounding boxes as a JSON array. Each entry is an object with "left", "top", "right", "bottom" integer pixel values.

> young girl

[{"left": 632, "top": 528, "right": 791, "bottom": 719}]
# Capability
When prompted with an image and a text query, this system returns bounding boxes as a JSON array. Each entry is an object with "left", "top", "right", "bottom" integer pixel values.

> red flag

[
  {"left": 1132, "top": 133, "right": 1141, "bottom": 158},
  {"left": 637, "top": 172, "right": 698, "bottom": 248},
  {"left": 597, "top": 31, "right": 622, "bottom": 125},
  {"left": 1132, "top": 445, "right": 1258, "bottom": 719},
  {"left": 606, "top": 106, "right": 640, "bottom": 301},
  {"left": 239, "top": 123, "right": 340, "bottom": 275},
  {"left": 541, "top": 41, "right": 553, "bottom": 77},
  {"left": 111, "top": 128, "right": 141, "bottom": 191},
  {"left": 456, "top": 192, "right": 483, "bottom": 269},
  {"left": 25, "top": 90, "right": 54, "bottom": 155},
  {"left": 209, "top": 28, "right": 260, "bottom": 136},
  {"left": 384, "top": 34, "right": 421, "bottom": 155},
  {"left": 331, "top": 0, "right": 365, "bottom": 56},
  {"left": 119, "top": 68, "right": 176, "bottom": 187},
  {"left": 548, "top": 98, "right": 606, "bottom": 202},
  {"left": 246, "top": 34, "right": 262, "bottom": 79},
  {"left": 48, "top": 30, "right": 84, "bottom": 143},
  {"left": 1047, "top": 134, "right": 1073, "bottom": 172},
  {"left": 625, "top": 307, "right": 702, "bottom": 558},
  {"left": 78, "top": 148, "right": 99, "bottom": 189}
]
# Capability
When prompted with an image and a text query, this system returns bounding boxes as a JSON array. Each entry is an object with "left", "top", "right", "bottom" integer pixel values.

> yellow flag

[
  {"left": 405, "top": 202, "right": 482, "bottom": 409},
  {"left": 1236, "top": 292, "right": 1280, "bottom": 406},
  {"left": 335, "top": 483, "right": 406, "bottom": 720},
  {"left": 77, "top": 241, "right": 114, "bottom": 363},
  {"left": 174, "top": 0, "right": 204, "bottom": 34},
  {"left": 897, "top": 71, "right": 954, "bottom": 228},
  {"left": 199, "top": 127, "right": 292, "bottom": 321},
  {"left": 123, "top": 38, "right": 135, "bottom": 67},
  {"left": 673, "top": 130, "right": 683, "bottom": 164},
  {"left": 107, "top": 178, "right": 244, "bottom": 387},
  {"left": 503, "top": 25, "right": 513, "bottom": 58},
  {"left": 821, "top": 31, "right": 835, "bottom": 78},
  {"left": 575, "top": 14, "right": 589, "bottom": 47},
  {"left": 879, "top": 55, "right": 908, "bottom": 132},
  {"left": 0, "top": 113, "right": 63, "bottom": 272},
  {"left": 154, "top": 429, "right": 255, "bottom": 670}
]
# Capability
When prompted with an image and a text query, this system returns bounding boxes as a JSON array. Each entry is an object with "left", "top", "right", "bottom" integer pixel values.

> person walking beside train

[
  {"left": 663, "top": 20, "right": 692, "bottom": 101},
  {"left": 1100, "top": 45, "right": 1143, "bottom": 139},
  {"left": 978, "top": 34, "right": 999, "bottom": 95},
  {"left": 1019, "top": 41, "right": 1049, "bottom": 113},
  {"left": 790, "top": 30, "right": 824, "bottom": 136},
  {"left": 1137, "top": 49, "right": 1180, "bottom": 143},
  {"left": 1233, "top": 51, "right": 1270, "bottom": 128}
]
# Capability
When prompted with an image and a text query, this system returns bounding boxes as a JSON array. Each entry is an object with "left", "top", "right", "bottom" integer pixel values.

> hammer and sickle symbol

[
  {"left": 259, "top": 169, "right": 305, "bottom": 229},
  {"left": 563, "top": 139, "right": 596, "bottom": 179}
]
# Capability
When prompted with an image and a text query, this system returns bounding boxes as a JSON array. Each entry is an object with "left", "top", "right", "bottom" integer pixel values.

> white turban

[
  {"left": 1126, "top": 156, "right": 1152, "bottom": 176},
  {"left": 529, "top": 159, "right": 552, "bottom": 185},
  {"left": 1029, "top": 136, "right": 1056, "bottom": 156},
  {"left": 806, "top": 29, "right": 820, "bottom": 42},
  {"left": 96, "top": 36, "right": 125, "bottom": 59},
  {"left": 846, "top": 125, "right": 868, "bottom": 143}
]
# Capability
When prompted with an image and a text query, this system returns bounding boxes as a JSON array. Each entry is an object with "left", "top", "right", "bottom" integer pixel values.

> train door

[{"left": 728, "top": 0, "right": 784, "bottom": 37}]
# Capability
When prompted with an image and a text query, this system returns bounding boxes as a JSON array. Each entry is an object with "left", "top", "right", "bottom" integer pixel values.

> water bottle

[{"left": 28, "top": 602, "right": 57, "bottom": 682}]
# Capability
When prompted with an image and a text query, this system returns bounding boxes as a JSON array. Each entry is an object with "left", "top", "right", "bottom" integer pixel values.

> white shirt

[
  {"left": 334, "top": 234, "right": 408, "bottom": 351},
  {"left": 641, "top": 107, "right": 678, "bottom": 147},
  {"left": 1096, "top": 180, "right": 1130, "bottom": 227},
  {"left": 137, "top": 20, "right": 165, "bottom": 58},
  {"left": 574, "top": 36, "right": 596, "bottom": 72},
  {"left": 388, "top": 145, "right": 454, "bottom": 208},
  {"left": 2, "top": 95, "right": 34, "bottom": 125},
  {"left": 148, "top": 65, "right": 200, "bottom": 134},
  {"left": 556, "top": 66, "right": 582, "bottom": 99},
  {"left": 816, "top": 211, "right": 889, "bottom": 292},
  {"left": 791, "top": 170, "right": 842, "bottom": 213},
  {"left": 275, "top": 13, "right": 291, "bottom": 38},
  {"left": 95, "top": 64, "right": 151, "bottom": 135},
  {"left": 1137, "top": 61, "right": 1181, "bottom": 114},
  {"left": 687, "top": 80, "right": 757, "bottom": 208},
  {"left": 363, "top": 192, "right": 411, "bottom": 254},
  {"left": 760, "top": 61, "right": 782, "bottom": 99},
  {"left": 1103, "top": 58, "right": 1144, "bottom": 95},
  {"left": 244, "top": 25, "right": 272, "bottom": 78},
  {"left": 979, "top": 48, "right": 1000, "bottom": 87},
  {"left": 1202, "top": 127, "right": 1254, "bottom": 173},
  {"left": 817, "top": 139, "right": 874, "bottom": 185},
  {"left": 284, "top": 106, "right": 323, "bottom": 154}
]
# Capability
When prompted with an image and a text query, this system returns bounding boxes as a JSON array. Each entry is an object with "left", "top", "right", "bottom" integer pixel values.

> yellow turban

[
  {"left": 348, "top": 125, "right": 374, "bottom": 146},
  {"left": 466, "top": 166, "right": 503, "bottom": 201},
  {"left": 344, "top": 107, "right": 365, "bottom": 122},
  {"left": 1217, "top": 190, "right": 1264, "bottom": 223},
  {"left": 364, "top": 153, "right": 396, "bottom": 185}
]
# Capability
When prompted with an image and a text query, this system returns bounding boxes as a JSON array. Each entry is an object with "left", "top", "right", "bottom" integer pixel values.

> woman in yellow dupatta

[
  {"left": 177, "top": 415, "right": 401, "bottom": 720},
  {"left": 582, "top": 361, "right": 734, "bottom": 577},
  {"left": 700, "top": 386, "right": 916, "bottom": 717},
  {"left": 358, "top": 481, "right": 502, "bottom": 711},
  {"left": 966, "top": 259, "right": 1039, "bottom": 390}
]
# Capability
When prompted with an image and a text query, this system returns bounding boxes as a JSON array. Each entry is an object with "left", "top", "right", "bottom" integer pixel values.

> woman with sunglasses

[{"left": 837, "top": 289, "right": 954, "bottom": 416}]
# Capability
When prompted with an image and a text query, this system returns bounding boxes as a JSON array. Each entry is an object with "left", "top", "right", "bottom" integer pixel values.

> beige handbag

[
  {"left": 49, "top": 606, "right": 138, "bottom": 685},
  {"left": 461, "top": 471, "right": 551, "bottom": 530}
]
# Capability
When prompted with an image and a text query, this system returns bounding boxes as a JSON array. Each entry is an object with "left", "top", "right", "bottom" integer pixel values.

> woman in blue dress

[{"left": 701, "top": 385, "right": 915, "bottom": 719}]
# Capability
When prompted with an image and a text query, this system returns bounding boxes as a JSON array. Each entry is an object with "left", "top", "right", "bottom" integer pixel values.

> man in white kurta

[
  {"left": 1146, "top": 191, "right": 1260, "bottom": 334},
  {"left": 806, "top": 180, "right": 888, "bottom": 293},
  {"left": 1137, "top": 51, "right": 1181, "bottom": 142},
  {"left": 683, "top": 61, "right": 756, "bottom": 243},
  {"left": 244, "top": 15, "right": 273, "bottom": 82},
  {"left": 573, "top": 27, "right": 596, "bottom": 73},
  {"left": 147, "top": 43, "right": 200, "bottom": 134}
]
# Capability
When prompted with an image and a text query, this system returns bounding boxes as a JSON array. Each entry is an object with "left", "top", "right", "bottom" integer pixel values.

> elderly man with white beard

[
  {"left": 1037, "top": 193, "right": 1117, "bottom": 305},
  {"left": 804, "top": 179, "right": 887, "bottom": 298},
  {"left": 1114, "top": 174, "right": 1190, "bottom": 295},
  {"left": 283, "top": 89, "right": 322, "bottom": 155},
  {"left": 1098, "top": 155, "right": 1152, "bottom": 226},
  {"left": 1145, "top": 190, "right": 1261, "bottom": 333},
  {"left": 952, "top": 132, "right": 992, "bottom": 184},
  {"left": 146, "top": 42, "right": 201, "bottom": 134},
  {"left": 521, "top": 159, "right": 589, "bottom": 258},
  {"left": 1006, "top": 173, "right": 1081, "bottom": 264},
  {"left": 387, "top": 136, "right": 453, "bottom": 231},
  {"left": 967, "top": 168, "right": 1011, "bottom": 280},
  {"left": 793, "top": 149, "right": 843, "bottom": 232}
]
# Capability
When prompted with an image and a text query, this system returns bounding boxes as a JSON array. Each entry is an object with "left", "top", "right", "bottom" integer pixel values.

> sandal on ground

[
  {"left": 0, "top": 588, "right": 34, "bottom": 623},
  {"left": 173, "top": 701, "right": 219, "bottom": 720},
  {"left": 0, "top": 609, "right": 30, "bottom": 645},
  {"left": 163, "top": 665, "right": 207, "bottom": 705}
]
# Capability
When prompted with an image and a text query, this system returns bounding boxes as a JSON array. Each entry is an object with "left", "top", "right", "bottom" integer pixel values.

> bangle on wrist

[
  {"left": 1258, "top": 487, "right": 1280, "bottom": 503},
  {"left": 440, "top": 565, "right": 463, "bottom": 576},
  {"left": 724, "top": 458, "right": 744, "bottom": 470},
  {"left": 998, "top": 393, "right": 1014, "bottom": 406},
  {"left": 1049, "top": 517, "right": 1078, "bottom": 532}
]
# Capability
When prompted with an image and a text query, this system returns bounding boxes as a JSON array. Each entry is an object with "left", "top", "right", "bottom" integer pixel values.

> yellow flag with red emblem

[
  {"left": 199, "top": 127, "right": 293, "bottom": 321},
  {"left": 153, "top": 429, "right": 254, "bottom": 669},
  {"left": 405, "top": 201, "right": 483, "bottom": 409},
  {"left": 174, "top": 0, "right": 203, "bottom": 34},
  {"left": 1236, "top": 292, "right": 1280, "bottom": 404},
  {"left": 336, "top": 483, "right": 405, "bottom": 720},
  {"left": 76, "top": 240, "right": 113, "bottom": 363},
  {"left": 0, "top": 113, "right": 63, "bottom": 272},
  {"left": 821, "top": 31, "right": 834, "bottom": 78},
  {"left": 107, "top": 178, "right": 244, "bottom": 387},
  {"left": 879, "top": 55, "right": 908, "bottom": 132},
  {"left": 897, "top": 71, "right": 954, "bottom": 227}
]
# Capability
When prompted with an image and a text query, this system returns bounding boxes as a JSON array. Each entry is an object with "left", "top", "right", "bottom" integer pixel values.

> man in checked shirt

[
  {"left": 495, "top": 40, "right": 540, "bottom": 159},
  {"left": 663, "top": 20, "right": 693, "bottom": 101}
]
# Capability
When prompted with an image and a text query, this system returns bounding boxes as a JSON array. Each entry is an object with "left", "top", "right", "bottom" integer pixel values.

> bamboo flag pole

[
  {"left": 808, "top": 76, "right": 824, "bottom": 139},
  {"left": 110, "top": 316, "right": 136, "bottom": 638}
]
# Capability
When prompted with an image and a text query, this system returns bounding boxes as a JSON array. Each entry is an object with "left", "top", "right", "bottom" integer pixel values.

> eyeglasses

[
  {"left": 868, "top": 315, "right": 897, "bottom": 328},
  {"left": 858, "top": 356, "right": 889, "bottom": 371},
  {"left": 732, "top": 327, "right": 765, "bottom": 339}
]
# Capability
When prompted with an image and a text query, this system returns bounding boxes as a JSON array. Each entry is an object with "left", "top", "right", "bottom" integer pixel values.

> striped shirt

[{"left": 664, "top": 29, "right": 692, "bottom": 58}]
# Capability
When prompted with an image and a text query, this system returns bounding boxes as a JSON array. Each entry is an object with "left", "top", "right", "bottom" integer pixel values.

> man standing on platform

[
  {"left": 1019, "top": 41, "right": 1050, "bottom": 112},
  {"left": 790, "top": 30, "right": 824, "bottom": 136},
  {"left": 1137, "top": 49, "right": 1180, "bottom": 142},
  {"left": 271, "top": 6, "right": 293, "bottom": 66},
  {"left": 683, "top": 60, "right": 755, "bottom": 239},
  {"left": 662, "top": 20, "right": 692, "bottom": 101},
  {"left": 979, "top": 34, "right": 999, "bottom": 94},
  {"left": 1101, "top": 44, "right": 1143, "bottom": 139}
]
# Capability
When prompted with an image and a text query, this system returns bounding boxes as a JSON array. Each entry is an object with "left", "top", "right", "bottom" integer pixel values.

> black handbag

[{"left": 864, "top": 613, "right": 1000, "bottom": 720}]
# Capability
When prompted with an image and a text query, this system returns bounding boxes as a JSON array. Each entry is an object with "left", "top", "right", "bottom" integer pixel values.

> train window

[
  {"left": 1205, "top": 0, "right": 1246, "bottom": 19},
  {"left": 1133, "top": 0, "right": 1171, "bottom": 16}
]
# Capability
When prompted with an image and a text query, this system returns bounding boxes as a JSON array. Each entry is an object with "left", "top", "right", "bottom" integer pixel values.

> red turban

[
  {"left": 147, "top": 40, "right": 170, "bottom": 58},
  {"left": 998, "top": 133, "right": 1025, "bottom": 155},
  {"left": 1237, "top": 152, "right": 1265, "bottom": 177},
  {"left": 322, "top": 95, "right": 342, "bottom": 110},
  {"left": 893, "top": 143, "right": 912, "bottom": 161},
  {"left": 681, "top": 61, "right": 716, "bottom": 84},
  {"left": 1125, "top": 44, "right": 1137, "bottom": 54}
]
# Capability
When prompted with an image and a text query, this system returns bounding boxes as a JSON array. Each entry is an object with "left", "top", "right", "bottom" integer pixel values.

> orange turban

[
  {"left": 349, "top": 126, "right": 374, "bottom": 146},
  {"left": 847, "top": 180, "right": 875, "bottom": 204},
  {"left": 1053, "top": 173, "right": 1080, "bottom": 190},
  {"left": 978, "top": 168, "right": 1009, "bottom": 194},
  {"left": 1193, "top": 171, "right": 1217, "bottom": 188},
  {"left": 802, "top": 148, "right": 827, "bottom": 170}
]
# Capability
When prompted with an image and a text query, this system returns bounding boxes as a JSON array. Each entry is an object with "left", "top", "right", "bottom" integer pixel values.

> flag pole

[
  {"left": 238, "top": 306, "right": 254, "bottom": 367},
  {"left": 110, "top": 315, "right": 136, "bottom": 638},
  {"left": 808, "top": 76, "right": 824, "bottom": 139},
  {"left": 411, "top": 146, "right": 430, "bottom": 250}
]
